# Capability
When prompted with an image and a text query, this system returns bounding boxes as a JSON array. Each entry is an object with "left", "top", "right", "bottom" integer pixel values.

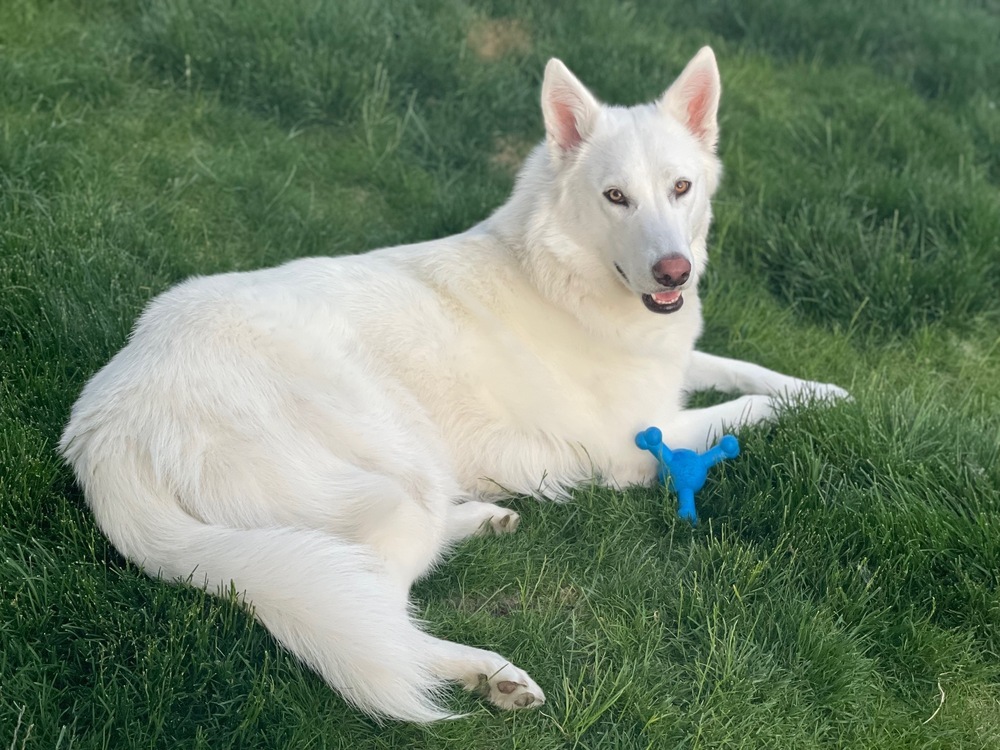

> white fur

[{"left": 59, "top": 49, "right": 847, "bottom": 722}]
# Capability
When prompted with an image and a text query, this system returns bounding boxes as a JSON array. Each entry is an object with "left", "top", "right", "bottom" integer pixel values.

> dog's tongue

[{"left": 651, "top": 291, "right": 682, "bottom": 305}]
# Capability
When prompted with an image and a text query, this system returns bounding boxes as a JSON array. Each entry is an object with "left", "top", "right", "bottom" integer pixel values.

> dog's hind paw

[
  {"left": 487, "top": 508, "right": 520, "bottom": 535},
  {"left": 447, "top": 501, "right": 521, "bottom": 543},
  {"left": 429, "top": 641, "right": 545, "bottom": 714},
  {"left": 474, "top": 663, "right": 545, "bottom": 710}
]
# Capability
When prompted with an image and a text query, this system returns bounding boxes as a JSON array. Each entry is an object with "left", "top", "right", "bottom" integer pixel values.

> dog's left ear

[
  {"left": 659, "top": 47, "right": 721, "bottom": 151},
  {"left": 541, "top": 59, "right": 601, "bottom": 155}
]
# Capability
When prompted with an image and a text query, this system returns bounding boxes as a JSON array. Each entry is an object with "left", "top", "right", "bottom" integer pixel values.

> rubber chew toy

[{"left": 634, "top": 427, "right": 740, "bottom": 524}]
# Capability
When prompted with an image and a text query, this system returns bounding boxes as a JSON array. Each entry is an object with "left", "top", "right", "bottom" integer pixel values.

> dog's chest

[{"left": 443, "top": 296, "right": 696, "bottom": 437}]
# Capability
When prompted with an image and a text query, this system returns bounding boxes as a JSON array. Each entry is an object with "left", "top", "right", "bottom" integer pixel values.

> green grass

[{"left": 2, "top": 0, "right": 999, "bottom": 747}]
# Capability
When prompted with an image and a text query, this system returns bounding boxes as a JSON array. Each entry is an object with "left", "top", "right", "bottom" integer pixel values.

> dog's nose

[{"left": 652, "top": 255, "right": 691, "bottom": 288}]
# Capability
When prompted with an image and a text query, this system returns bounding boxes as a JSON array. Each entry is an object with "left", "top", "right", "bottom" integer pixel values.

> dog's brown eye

[
  {"left": 674, "top": 179, "right": 692, "bottom": 196},
  {"left": 604, "top": 188, "right": 629, "bottom": 207}
]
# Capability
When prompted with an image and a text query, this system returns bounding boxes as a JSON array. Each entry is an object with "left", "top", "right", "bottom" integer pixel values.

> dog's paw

[
  {"left": 473, "top": 663, "right": 545, "bottom": 710},
  {"left": 447, "top": 501, "right": 521, "bottom": 543},
  {"left": 492, "top": 508, "right": 521, "bottom": 534},
  {"left": 803, "top": 380, "right": 851, "bottom": 403},
  {"left": 480, "top": 508, "right": 520, "bottom": 535},
  {"left": 777, "top": 378, "right": 850, "bottom": 404}
]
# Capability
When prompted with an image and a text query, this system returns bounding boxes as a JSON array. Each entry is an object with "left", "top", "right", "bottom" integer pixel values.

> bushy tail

[{"left": 66, "top": 449, "right": 452, "bottom": 723}]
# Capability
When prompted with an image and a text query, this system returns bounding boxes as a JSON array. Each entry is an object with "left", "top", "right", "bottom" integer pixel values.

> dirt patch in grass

[
  {"left": 466, "top": 18, "right": 532, "bottom": 61},
  {"left": 490, "top": 135, "right": 534, "bottom": 174}
]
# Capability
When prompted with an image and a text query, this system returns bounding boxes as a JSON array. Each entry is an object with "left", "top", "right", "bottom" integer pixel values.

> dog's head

[{"left": 539, "top": 48, "right": 723, "bottom": 315}]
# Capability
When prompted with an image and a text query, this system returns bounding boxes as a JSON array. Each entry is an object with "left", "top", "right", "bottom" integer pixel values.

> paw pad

[{"left": 497, "top": 680, "right": 522, "bottom": 694}]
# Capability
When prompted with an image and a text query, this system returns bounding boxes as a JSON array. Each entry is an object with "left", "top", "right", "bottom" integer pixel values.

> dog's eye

[
  {"left": 603, "top": 188, "right": 629, "bottom": 207},
  {"left": 674, "top": 180, "right": 692, "bottom": 196}
]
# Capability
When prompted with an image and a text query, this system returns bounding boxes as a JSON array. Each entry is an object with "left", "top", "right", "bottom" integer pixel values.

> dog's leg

[
  {"left": 445, "top": 501, "right": 521, "bottom": 543},
  {"left": 663, "top": 394, "right": 780, "bottom": 450},
  {"left": 685, "top": 351, "right": 849, "bottom": 401},
  {"left": 420, "top": 635, "right": 545, "bottom": 711}
]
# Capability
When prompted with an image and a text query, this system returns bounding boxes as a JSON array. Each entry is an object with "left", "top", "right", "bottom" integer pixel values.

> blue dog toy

[{"left": 634, "top": 427, "right": 740, "bottom": 525}]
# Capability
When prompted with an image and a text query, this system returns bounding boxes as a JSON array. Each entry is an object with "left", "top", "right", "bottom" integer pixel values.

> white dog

[{"left": 60, "top": 48, "right": 847, "bottom": 722}]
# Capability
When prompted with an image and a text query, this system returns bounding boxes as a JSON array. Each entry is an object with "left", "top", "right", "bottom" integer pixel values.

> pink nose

[{"left": 652, "top": 256, "right": 691, "bottom": 288}]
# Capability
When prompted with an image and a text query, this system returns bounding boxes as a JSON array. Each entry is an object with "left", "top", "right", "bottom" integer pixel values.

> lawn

[{"left": 2, "top": 0, "right": 999, "bottom": 747}]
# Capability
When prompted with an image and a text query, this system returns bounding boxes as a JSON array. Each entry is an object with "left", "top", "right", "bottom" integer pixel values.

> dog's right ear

[{"left": 541, "top": 59, "right": 600, "bottom": 155}]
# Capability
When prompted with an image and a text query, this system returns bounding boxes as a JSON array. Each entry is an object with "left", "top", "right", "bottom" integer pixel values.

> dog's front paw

[
  {"left": 778, "top": 378, "right": 850, "bottom": 404},
  {"left": 803, "top": 380, "right": 850, "bottom": 403}
]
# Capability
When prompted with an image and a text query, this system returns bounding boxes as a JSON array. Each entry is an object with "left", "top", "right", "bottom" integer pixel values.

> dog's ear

[
  {"left": 541, "top": 59, "right": 600, "bottom": 154},
  {"left": 659, "top": 47, "right": 721, "bottom": 151}
]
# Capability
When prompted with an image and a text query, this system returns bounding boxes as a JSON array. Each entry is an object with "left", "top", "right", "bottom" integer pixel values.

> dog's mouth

[
  {"left": 615, "top": 263, "right": 686, "bottom": 314},
  {"left": 642, "top": 291, "right": 684, "bottom": 314}
]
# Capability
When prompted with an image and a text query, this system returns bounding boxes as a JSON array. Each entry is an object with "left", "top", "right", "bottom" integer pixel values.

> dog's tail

[{"left": 61, "top": 443, "right": 452, "bottom": 723}]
